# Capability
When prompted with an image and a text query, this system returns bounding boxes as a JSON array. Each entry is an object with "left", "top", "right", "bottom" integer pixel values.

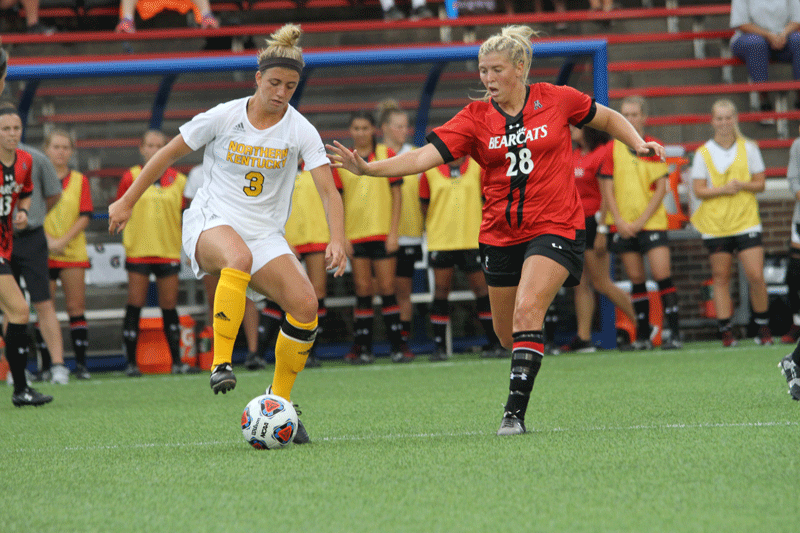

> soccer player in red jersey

[
  {"left": 0, "top": 99, "right": 53, "bottom": 407},
  {"left": 328, "top": 25, "right": 665, "bottom": 436}
]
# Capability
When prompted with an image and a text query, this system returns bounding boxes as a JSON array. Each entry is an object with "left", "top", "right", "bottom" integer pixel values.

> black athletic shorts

[
  {"left": 0, "top": 257, "right": 13, "bottom": 275},
  {"left": 585, "top": 215, "right": 598, "bottom": 250},
  {"left": 10, "top": 226, "right": 52, "bottom": 303},
  {"left": 125, "top": 260, "right": 182, "bottom": 278},
  {"left": 428, "top": 249, "right": 482, "bottom": 273},
  {"left": 702, "top": 231, "right": 762, "bottom": 254},
  {"left": 352, "top": 240, "right": 394, "bottom": 260},
  {"left": 609, "top": 230, "right": 669, "bottom": 255},
  {"left": 479, "top": 231, "right": 585, "bottom": 288},
  {"left": 396, "top": 244, "right": 423, "bottom": 278}
]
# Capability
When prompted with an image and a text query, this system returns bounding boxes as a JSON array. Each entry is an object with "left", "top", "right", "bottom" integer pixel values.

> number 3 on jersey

[{"left": 243, "top": 171, "right": 264, "bottom": 197}]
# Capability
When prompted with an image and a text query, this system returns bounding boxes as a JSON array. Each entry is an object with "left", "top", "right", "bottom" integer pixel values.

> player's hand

[
  {"left": 325, "top": 239, "right": 348, "bottom": 277},
  {"left": 108, "top": 198, "right": 132, "bottom": 234},
  {"left": 13, "top": 210, "right": 27, "bottom": 231},
  {"left": 637, "top": 141, "right": 665, "bottom": 162},
  {"left": 326, "top": 141, "right": 370, "bottom": 175},
  {"left": 617, "top": 220, "right": 638, "bottom": 239}
]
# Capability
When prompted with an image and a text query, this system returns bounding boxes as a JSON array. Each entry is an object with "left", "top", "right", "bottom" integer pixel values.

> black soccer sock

[
  {"left": 162, "top": 308, "right": 181, "bottom": 365},
  {"left": 657, "top": 278, "right": 680, "bottom": 337},
  {"left": 792, "top": 338, "right": 800, "bottom": 366},
  {"left": 753, "top": 310, "right": 770, "bottom": 329},
  {"left": 504, "top": 331, "right": 544, "bottom": 421},
  {"left": 34, "top": 323, "right": 52, "bottom": 371},
  {"left": 354, "top": 296, "right": 374, "bottom": 351},
  {"left": 69, "top": 315, "right": 88, "bottom": 366},
  {"left": 258, "top": 301, "right": 284, "bottom": 355},
  {"left": 7, "top": 322, "right": 32, "bottom": 394},
  {"left": 400, "top": 320, "right": 411, "bottom": 344},
  {"left": 631, "top": 282, "right": 650, "bottom": 340},
  {"left": 718, "top": 318, "right": 732, "bottom": 334},
  {"left": 381, "top": 294, "right": 404, "bottom": 351},
  {"left": 786, "top": 252, "right": 800, "bottom": 316},
  {"left": 122, "top": 305, "right": 142, "bottom": 365},
  {"left": 476, "top": 295, "right": 499, "bottom": 346},
  {"left": 430, "top": 298, "right": 449, "bottom": 350}
]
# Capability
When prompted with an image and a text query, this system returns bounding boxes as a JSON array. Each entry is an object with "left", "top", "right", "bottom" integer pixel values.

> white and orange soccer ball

[{"left": 241, "top": 394, "right": 298, "bottom": 449}]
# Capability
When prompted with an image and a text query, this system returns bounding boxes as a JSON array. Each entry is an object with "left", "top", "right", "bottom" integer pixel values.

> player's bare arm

[
  {"left": 327, "top": 141, "right": 444, "bottom": 177},
  {"left": 108, "top": 135, "right": 193, "bottom": 234},
  {"left": 309, "top": 164, "right": 348, "bottom": 277},
  {"left": 588, "top": 104, "right": 665, "bottom": 161}
]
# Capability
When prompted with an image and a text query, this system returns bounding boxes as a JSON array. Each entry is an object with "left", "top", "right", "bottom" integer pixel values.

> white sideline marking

[{"left": 8, "top": 420, "right": 797, "bottom": 454}]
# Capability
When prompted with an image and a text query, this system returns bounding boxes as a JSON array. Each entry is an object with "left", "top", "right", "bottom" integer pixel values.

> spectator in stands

[
  {"left": 599, "top": 95, "right": 683, "bottom": 351},
  {"left": 281, "top": 162, "right": 332, "bottom": 368},
  {"left": 328, "top": 25, "right": 666, "bottom": 436},
  {"left": 532, "top": 0, "right": 567, "bottom": 30},
  {"left": 554, "top": 125, "right": 639, "bottom": 354},
  {"left": 0, "top": 96, "right": 52, "bottom": 406},
  {"left": 784, "top": 125, "right": 800, "bottom": 343},
  {"left": 115, "top": 130, "right": 200, "bottom": 377},
  {"left": 109, "top": 25, "right": 347, "bottom": 448},
  {"left": 115, "top": 0, "right": 220, "bottom": 33},
  {"left": 42, "top": 129, "right": 93, "bottom": 380},
  {"left": 420, "top": 156, "right": 505, "bottom": 361},
  {"left": 377, "top": 99, "right": 422, "bottom": 350},
  {"left": 381, "top": 0, "right": 433, "bottom": 21},
  {"left": 730, "top": 0, "right": 800, "bottom": 113},
  {"left": 0, "top": 0, "right": 55, "bottom": 34},
  {"left": 334, "top": 110, "right": 412, "bottom": 364},
  {"left": 0, "top": 102, "right": 69, "bottom": 385},
  {"left": 184, "top": 165, "right": 264, "bottom": 370},
  {"left": 690, "top": 99, "right": 773, "bottom": 347}
]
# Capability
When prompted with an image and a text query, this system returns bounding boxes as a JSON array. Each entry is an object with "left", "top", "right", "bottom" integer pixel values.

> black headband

[
  {"left": 0, "top": 107, "right": 19, "bottom": 118},
  {"left": 258, "top": 56, "right": 303, "bottom": 74}
]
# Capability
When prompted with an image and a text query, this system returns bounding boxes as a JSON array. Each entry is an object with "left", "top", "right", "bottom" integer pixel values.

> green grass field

[{"left": 1, "top": 341, "right": 797, "bottom": 533}]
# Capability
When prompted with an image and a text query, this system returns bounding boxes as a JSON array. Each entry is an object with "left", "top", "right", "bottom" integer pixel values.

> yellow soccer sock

[
  {"left": 271, "top": 313, "right": 318, "bottom": 401},
  {"left": 212, "top": 267, "right": 251, "bottom": 368}
]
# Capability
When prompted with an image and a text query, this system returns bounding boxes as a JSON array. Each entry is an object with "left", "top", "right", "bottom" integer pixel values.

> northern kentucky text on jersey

[
  {"left": 487, "top": 125, "right": 548, "bottom": 150},
  {"left": 226, "top": 141, "right": 289, "bottom": 169}
]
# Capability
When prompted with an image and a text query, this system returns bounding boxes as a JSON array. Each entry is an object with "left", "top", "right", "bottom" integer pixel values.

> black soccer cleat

[
  {"left": 294, "top": 418, "right": 310, "bottom": 444},
  {"left": 496, "top": 413, "right": 526, "bottom": 436},
  {"left": 778, "top": 355, "right": 800, "bottom": 401},
  {"left": 12, "top": 387, "right": 53, "bottom": 407},
  {"left": 209, "top": 363, "right": 236, "bottom": 394},
  {"left": 244, "top": 351, "right": 267, "bottom": 371}
]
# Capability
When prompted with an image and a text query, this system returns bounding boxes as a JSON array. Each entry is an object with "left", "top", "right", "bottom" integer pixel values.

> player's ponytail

[
  {"left": 0, "top": 46, "right": 7, "bottom": 80},
  {"left": 258, "top": 23, "right": 305, "bottom": 73},
  {"left": 477, "top": 25, "right": 537, "bottom": 101},
  {"left": 376, "top": 98, "right": 406, "bottom": 128}
]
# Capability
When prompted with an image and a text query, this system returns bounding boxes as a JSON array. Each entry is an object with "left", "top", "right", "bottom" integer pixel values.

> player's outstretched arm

[
  {"left": 327, "top": 141, "right": 444, "bottom": 177},
  {"left": 588, "top": 104, "right": 666, "bottom": 161},
  {"left": 108, "top": 135, "right": 193, "bottom": 234}
]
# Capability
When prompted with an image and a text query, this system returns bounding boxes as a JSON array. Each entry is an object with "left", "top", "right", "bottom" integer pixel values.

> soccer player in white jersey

[{"left": 109, "top": 24, "right": 347, "bottom": 444}]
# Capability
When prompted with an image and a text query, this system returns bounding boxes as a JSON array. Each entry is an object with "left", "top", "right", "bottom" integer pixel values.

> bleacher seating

[{"left": 5, "top": 1, "right": 798, "bottom": 354}]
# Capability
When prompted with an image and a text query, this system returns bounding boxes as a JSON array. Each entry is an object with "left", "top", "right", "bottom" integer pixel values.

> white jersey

[{"left": 179, "top": 97, "right": 329, "bottom": 241}]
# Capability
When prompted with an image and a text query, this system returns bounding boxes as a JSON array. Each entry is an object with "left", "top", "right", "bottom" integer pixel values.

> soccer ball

[{"left": 241, "top": 394, "right": 298, "bottom": 450}]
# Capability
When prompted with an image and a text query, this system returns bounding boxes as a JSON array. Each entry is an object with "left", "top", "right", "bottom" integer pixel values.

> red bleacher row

[{"left": 5, "top": 4, "right": 733, "bottom": 45}]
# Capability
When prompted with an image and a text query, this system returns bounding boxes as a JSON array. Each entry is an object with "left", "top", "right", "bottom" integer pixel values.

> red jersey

[
  {"left": 0, "top": 149, "right": 34, "bottom": 260},
  {"left": 572, "top": 143, "right": 608, "bottom": 217},
  {"left": 427, "top": 83, "right": 595, "bottom": 246}
]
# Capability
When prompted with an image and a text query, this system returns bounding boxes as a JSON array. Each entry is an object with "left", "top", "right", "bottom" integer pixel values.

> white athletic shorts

[{"left": 182, "top": 204, "right": 293, "bottom": 302}]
